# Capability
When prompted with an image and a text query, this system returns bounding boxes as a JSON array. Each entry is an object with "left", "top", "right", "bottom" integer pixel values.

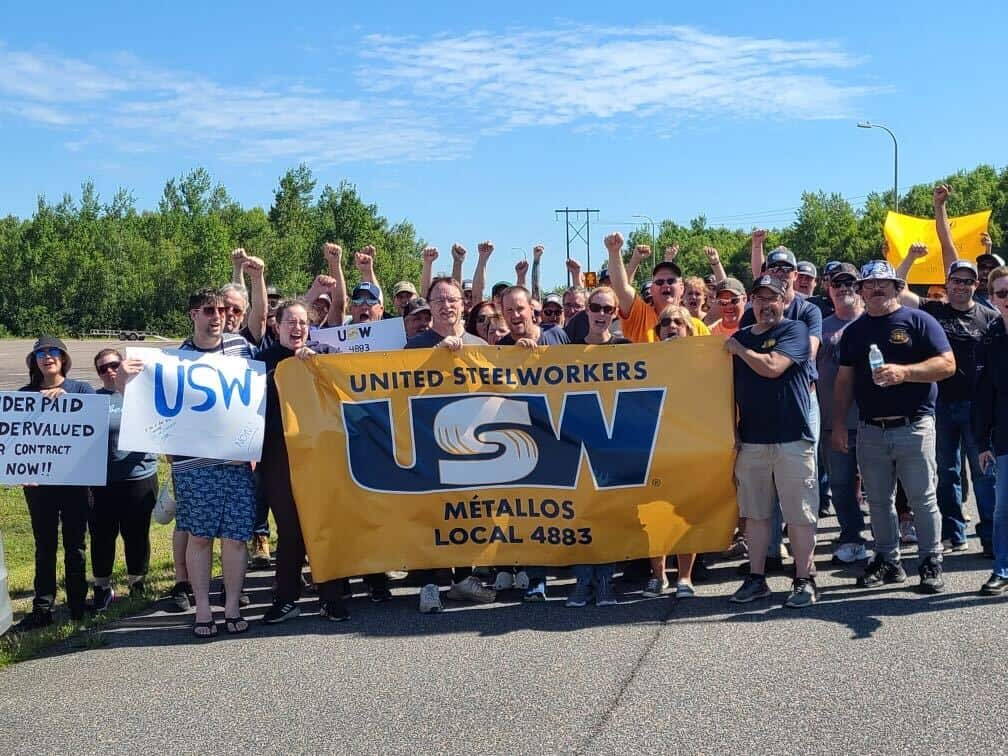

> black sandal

[
  {"left": 224, "top": 616, "right": 249, "bottom": 635},
  {"left": 192, "top": 620, "right": 218, "bottom": 639}
]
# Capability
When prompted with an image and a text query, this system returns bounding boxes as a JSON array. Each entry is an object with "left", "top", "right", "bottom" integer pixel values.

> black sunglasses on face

[
  {"left": 97, "top": 361, "right": 121, "bottom": 375},
  {"left": 651, "top": 277, "right": 679, "bottom": 287},
  {"left": 543, "top": 308, "right": 562, "bottom": 317},
  {"left": 588, "top": 303, "right": 615, "bottom": 314}
]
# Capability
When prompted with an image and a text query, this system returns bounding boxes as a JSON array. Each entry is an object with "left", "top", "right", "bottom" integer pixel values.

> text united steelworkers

[{"left": 349, "top": 360, "right": 649, "bottom": 394}]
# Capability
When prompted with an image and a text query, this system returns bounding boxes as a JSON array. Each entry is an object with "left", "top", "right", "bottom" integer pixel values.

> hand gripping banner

[{"left": 277, "top": 340, "right": 738, "bottom": 582}]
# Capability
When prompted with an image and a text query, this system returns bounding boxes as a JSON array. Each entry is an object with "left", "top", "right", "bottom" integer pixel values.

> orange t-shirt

[
  {"left": 710, "top": 319, "right": 739, "bottom": 339},
  {"left": 619, "top": 295, "right": 711, "bottom": 343}
]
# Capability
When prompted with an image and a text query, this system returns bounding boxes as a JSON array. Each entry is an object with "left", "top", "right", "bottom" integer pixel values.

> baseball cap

[
  {"left": 829, "top": 262, "right": 859, "bottom": 283},
  {"left": 797, "top": 261, "right": 817, "bottom": 278},
  {"left": 652, "top": 260, "right": 683, "bottom": 279},
  {"left": 392, "top": 281, "right": 417, "bottom": 297},
  {"left": 947, "top": 260, "right": 979, "bottom": 279},
  {"left": 599, "top": 263, "right": 610, "bottom": 280},
  {"left": 266, "top": 285, "right": 281, "bottom": 299},
  {"left": 403, "top": 297, "right": 431, "bottom": 316},
  {"left": 26, "top": 335, "right": 71, "bottom": 372},
  {"left": 750, "top": 275, "right": 786, "bottom": 297},
  {"left": 765, "top": 247, "right": 797, "bottom": 269},
  {"left": 544, "top": 293, "right": 562, "bottom": 306},
  {"left": 462, "top": 278, "right": 473, "bottom": 292},
  {"left": 491, "top": 281, "right": 511, "bottom": 298},
  {"left": 822, "top": 260, "right": 843, "bottom": 279},
  {"left": 314, "top": 292, "right": 332, "bottom": 305},
  {"left": 857, "top": 260, "right": 904, "bottom": 288},
  {"left": 715, "top": 278, "right": 746, "bottom": 297},
  {"left": 351, "top": 281, "right": 383, "bottom": 303},
  {"left": 977, "top": 252, "right": 1006, "bottom": 267}
]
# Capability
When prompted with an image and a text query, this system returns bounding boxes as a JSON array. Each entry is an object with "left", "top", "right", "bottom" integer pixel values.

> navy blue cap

[
  {"left": 351, "top": 281, "right": 383, "bottom": 302},
  {"left": 947, "top": 260, "right": 979, "bottom": 279}
]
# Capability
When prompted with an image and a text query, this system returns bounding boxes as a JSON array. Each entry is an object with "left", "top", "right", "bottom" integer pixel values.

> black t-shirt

[
  {"left": 732, "top": 320, "right": 814, "bottom": 444},
  {"left": 563, "top": 310, "right": 590, "bottom": 343},
  {"left": 498, "top": 327, "right": 570, "bottom": 346},
  {"left": 740, "top": 292, "right": 823, "bottom": 382},
  {"left": 921, "top": 299, "right": 999, "bottom": 403},
  {"left": 837, "top": 306, "right": 952, "bottom": 420},
  {"left": 808, "top": 294, "right": 835, "bottom": 318},
  {"left": 405, "top": 330, "right": 487, "bottom": 349}
]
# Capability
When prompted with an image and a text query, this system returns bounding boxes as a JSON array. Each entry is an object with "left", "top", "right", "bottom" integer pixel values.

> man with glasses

[
  {"left": 709, "top": 278, "right": 746, "bottom": 338},
  {"left": 726, "top": 275, "right": 819, "bottom": 607},
  {"left": 818, "top": 263, "right": 869, "bottom": 563},
  {"left": 832, "top": 260, "right": 955, "bottom": 593}
]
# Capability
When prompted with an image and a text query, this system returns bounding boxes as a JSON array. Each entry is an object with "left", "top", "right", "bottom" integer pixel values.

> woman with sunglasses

[
  {"left": 975, "top": 265, "right": 1008, "bottom": 595},
  {"left": 565, "top": 287, "right": 631, "bottom": 607},
  {"left": 88, "top": 349, "right": 160, "bottom": 612},
  {"left": 465, "top": 300, "right": 497, "bottom": 343},
  {"left": 13, "top": 337, "right": 96, "bottom": 631},
  {"left": 645, "top": 307, "right": 704, "bottom": 599}
]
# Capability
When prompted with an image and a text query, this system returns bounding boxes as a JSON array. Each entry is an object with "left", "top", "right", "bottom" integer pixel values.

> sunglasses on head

[
  {"left": 651, "top": 277, "right": 679, "bottom": 288},
  {"left": 199, "top": 305, "right": 227, "bottom": 316},
  {"left": 588, "top": 303, "right": 615, "bottom": 315},
  {"left": 97, "top": 360, "right": 121, "bottom": 375},
  {"left": 34, "top": 347, "right": 62, "bottom": 360},
  {"left": 351, "top": 296, "right": 380, "bottom": 306}
]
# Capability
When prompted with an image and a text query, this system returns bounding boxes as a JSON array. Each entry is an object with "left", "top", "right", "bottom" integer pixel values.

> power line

[{"left": 555, "top": 208, "right": 599, "bottom": 285}]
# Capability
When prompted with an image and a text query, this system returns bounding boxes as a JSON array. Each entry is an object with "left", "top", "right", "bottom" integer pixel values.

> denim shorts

[{"left": 173, "top": 463, "right": 257, "bottom": 542}]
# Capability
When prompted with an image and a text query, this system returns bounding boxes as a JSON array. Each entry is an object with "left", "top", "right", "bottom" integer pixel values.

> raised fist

[
  {"left": 242, "top": 255, "right": 265, "bottom": 275},
  {"left": 933, "top": 184, "right": 951, "bottom": 206},
  {"left": 314, "top": 274, "right": 337, "bottom": 291},
  {"left": 515, "top": 260, "right": 529, "bottom": 277},
  {"left": 633, "top": 245, "right": 653, "bottom": 259},
  {"left": 231, "top": 248, "right": 247, "bottom": 262},
  {"left": 322, "top": 242, "right": 342, "bottom": 260},
  {"left": 451, "top": 243, "right": 467, "bottom": 262},
  {"left": 423, "top": 246, "right": 439, "bottom": 264},
  {"left": 751, "top": 229, "right": 768, "bottom": 245},
  {"left": 532, "top": 244, "right": 545, "bottom": 260},
  {"left": 664, "top": 244, "right": 679, "bottom": 261},
  {"left": 704, "top": 246, "right": 720, "bottom": 263},
  {"left": 355, "top": 248, "right": 374, "bottom": 270},
  {"left": 565, "top": 258, "right": 582, "bottom": 274},
  {"left": 603, "top": 232, "right": 624, "bottom": 253},
  {"left": 478, "top": 241, "right": 495, "bottom": 257},
  {"left": 907, "top": 242, "right": 929, "bottom": 260},
  {"left": 982, "top": 232, "right": 993, "bottom": 252}
]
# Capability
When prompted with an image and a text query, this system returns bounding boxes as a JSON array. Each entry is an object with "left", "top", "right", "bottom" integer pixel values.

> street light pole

[
  {"left": 633, "top": 214, "right": 656, "bottom": 276},
  {"left": 857, "top": 121, "right": 899, "bottom": 212}
]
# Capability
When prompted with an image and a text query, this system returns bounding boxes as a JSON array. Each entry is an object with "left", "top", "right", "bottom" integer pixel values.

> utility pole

[{"left": 555, "top": 207, "right": 599, "bottom": 286}]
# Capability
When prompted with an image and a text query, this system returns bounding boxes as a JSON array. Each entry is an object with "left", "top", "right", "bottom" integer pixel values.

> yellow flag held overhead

[
  {"left": 276, "top": 341, "right": 738, "bottom": 583},
  {"left": 884, "top": 210, "right": 992, "bottom": 284}
]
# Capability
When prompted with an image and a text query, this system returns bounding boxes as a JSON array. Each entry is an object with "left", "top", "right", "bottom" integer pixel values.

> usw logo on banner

[{"left": 276, "top": 341, "right": 737, "bottom": 583}]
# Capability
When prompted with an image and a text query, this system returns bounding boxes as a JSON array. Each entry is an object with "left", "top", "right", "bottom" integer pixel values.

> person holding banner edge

[{"left": 14, "top": 336, "right": 96, "bottom": 631}]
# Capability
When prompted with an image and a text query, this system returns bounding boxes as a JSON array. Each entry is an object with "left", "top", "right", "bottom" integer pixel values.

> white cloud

[{"left": 0, "top": 24, "right": 877, "bottom": 164}]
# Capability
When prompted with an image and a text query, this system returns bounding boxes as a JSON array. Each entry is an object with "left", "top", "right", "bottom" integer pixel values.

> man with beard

[{"left": 541, "top": 293, "right": 564, "bottom": 328}]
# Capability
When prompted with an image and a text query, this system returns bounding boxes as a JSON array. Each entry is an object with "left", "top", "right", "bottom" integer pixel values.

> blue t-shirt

[
  {"left": 732, "top": 320, "right": 814, "bottom": 444},
  {"left": 740, "top": 292, "right": 822, "bottom": 382},
  {"left": 498, "top": 327, "right": 571, "bottom": 346},
  {"left": 19, "top": 378, "right": 95, "bottom": 394},
  {"left": 837, "top": 306, "right": 952, "bottom": 421},
  {"left": 98, "top": 388, "right": 158, "bottom": 482}
]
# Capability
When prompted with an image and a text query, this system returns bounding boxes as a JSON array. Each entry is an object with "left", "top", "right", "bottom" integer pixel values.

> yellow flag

[
  {"left": 884, "top": 209, "right": 992, "bottom": 284},
  {"left": 276, "top": 341, "right": 738, "bottom": 583}
]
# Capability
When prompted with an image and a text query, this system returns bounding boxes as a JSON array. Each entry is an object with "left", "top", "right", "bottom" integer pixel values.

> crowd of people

[{"left": 12, "top": 184, "right": 1008, "bottom": 636}]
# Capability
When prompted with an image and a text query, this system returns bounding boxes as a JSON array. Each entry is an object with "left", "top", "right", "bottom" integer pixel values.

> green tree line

[{"left": 0, "top": 163, "right": 1005, "bottom": 337}]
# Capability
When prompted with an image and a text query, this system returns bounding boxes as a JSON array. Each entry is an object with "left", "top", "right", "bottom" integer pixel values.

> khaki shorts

[{"left": 734, "top": 441, "right": 819, "bottom": 525}]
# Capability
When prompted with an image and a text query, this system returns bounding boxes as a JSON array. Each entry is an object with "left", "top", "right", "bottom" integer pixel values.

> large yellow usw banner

[
  {"left": 884, "top": 209, "right": 991, "bottom": 284},
  {"left": 276, "top": 340, "right": 737, "bottom": 583}
]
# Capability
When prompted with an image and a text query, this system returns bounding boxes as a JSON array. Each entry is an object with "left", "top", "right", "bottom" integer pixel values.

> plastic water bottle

[{"left": 869, "top": 343, "right": 885, "bottom": 385}]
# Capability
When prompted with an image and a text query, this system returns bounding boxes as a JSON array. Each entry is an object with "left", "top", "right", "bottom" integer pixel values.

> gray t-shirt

[
  {"left": 405, "top": 330, "right": 487, "bottom": 349},
  {"left": 818, "top": 313, "right": 860, "bottom": 431}
]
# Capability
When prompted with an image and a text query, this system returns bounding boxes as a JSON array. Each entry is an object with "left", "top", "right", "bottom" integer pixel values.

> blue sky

[{"left": 2, "top": 1, "right": 1005, "bottom": 287}]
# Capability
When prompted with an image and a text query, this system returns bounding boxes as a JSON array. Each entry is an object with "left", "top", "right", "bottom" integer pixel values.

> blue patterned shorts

[{"left": 172, "top": 463, "right": 257, "bottom": 541}]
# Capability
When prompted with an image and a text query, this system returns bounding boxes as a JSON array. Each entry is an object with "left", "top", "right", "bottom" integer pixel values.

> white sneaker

[
  {"left": 493, "top": 571, "right": 514, "bottom": 591},
  {"left": 899, "top": 520, "right": 918, "bottom": 544},
  {"left": 446, "top": 575, "right": 496, "bottom": 603},
  {"left": 833, "top": 542, "right": 869, "bottom": 563},
  {"left": 514, "top": 570, "right": 530, "bottom": 590},
  {"left": 418, "top": 584, "right": 442, "bottom": 613}
]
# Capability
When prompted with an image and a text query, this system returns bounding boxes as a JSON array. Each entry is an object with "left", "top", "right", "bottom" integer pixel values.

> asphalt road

[
  {"left": 1, "top": 516, "right": 1006, "bottom": 755},
  {"left": 0, "top": 338, "right": 180, "bottom": 390}
]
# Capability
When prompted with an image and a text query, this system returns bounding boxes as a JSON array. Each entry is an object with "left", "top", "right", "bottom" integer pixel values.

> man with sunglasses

[
  {"left": 975, "top": 233, "right": 1004, "bottom": 309},
  {"left": 541, "top": 293, "right": 564, "bottom": 328},
  {"left": 832, "top": 260, "right": 954, "bottom": 593},
  {"left": 709, "top": 278, "right": 747, "bottom": 338},
  {"left": 808, "top": 261, "right": 840, "bottom": 318},
  {"left": 817, "top": 263, "right": 869, "bottom": 563},
  {"left": 602, "top": 232, "right": 710, "bottom": 344}
]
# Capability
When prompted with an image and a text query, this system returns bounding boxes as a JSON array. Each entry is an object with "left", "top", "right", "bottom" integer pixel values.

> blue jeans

[
  {"left": 768, "top": 396, "right": 820, "bottom": 556},
  {"left": 935, "top": 400, "right": 996, "bottom": 548},
  {"left": 827, "top": 429, "right": 866, "bottom": 545},
  {"left": 994, "top": 456, "right": 1008, "bottom": 578}
]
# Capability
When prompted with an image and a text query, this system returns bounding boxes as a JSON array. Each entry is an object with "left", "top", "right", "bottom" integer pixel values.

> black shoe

[
  {"left": 219, "top": 585, "right": 251, "bottom": 608},
  {"left": 856, "top": 554, "right": 907, "bottom": 588},
  {"left": 819, "top": 503, "right": 834, "bottom": 518},
  {"left": 369, "top": 585, "right": 392, "bottom": 603},
  {"left": 320, "top": 599, "right": 349, "bottom": 622},
  {"left": 129, "top": 580, "right": 148, "bottom": 598},
  {"left": 918, "top": 556, "right": 945, "bottom": 594},
  {"left": 91, "top": 585, "right": 115, "bottom": 613},
  {"left": 14, "top": 606, "right": 53, "bottom": 632},
  {"left": 262, "top": 601, "right": 301, "bottom": 624},
  {"left": 981, "top": 573, "right": 1008, "bottom": 595},
  {"left": 737, "top": 555, "right": 783, "bottom": 576},
  {"left": 167, "top": 581, "right": 192, "bottom": 612}
]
